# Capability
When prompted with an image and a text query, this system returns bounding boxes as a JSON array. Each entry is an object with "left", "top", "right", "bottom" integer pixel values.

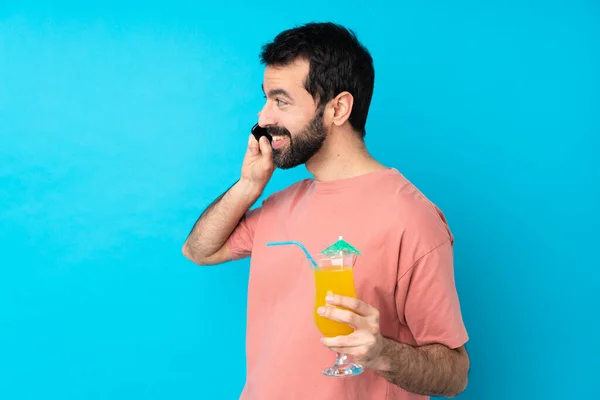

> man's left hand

[{"left": 318, "top": 294, "right": 386, "bottom": 368}]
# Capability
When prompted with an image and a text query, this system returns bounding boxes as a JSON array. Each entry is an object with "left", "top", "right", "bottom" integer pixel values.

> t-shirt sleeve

[
  {"left": 226, "top": 206, "right": 262, "bottom": 260},
  {"left": 398, "top": 240, "right": 469, "bottom": 349}
]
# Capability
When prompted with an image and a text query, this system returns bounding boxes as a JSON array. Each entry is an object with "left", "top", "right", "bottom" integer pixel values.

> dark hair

[{"left": 259, "top": 22, "right": 375, "bottom": 138}]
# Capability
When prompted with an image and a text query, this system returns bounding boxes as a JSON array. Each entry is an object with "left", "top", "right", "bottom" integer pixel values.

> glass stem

[{"left": 336, "top": 352, "right": 348, "bottom": 366}]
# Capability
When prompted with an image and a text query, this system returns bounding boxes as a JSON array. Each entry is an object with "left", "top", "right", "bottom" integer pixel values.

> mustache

[{"left": 266, "top": 126, "right": 291, "bottom": 138}]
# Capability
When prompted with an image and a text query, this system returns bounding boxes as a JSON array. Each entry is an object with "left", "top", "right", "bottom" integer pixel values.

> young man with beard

[{"left": 183, "top": 22, "right": 470, "bottom": 400}]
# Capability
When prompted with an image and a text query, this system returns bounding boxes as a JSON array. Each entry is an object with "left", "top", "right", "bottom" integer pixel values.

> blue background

[{"left": 1, "top": 1, "right": 598, "bottom": 399}]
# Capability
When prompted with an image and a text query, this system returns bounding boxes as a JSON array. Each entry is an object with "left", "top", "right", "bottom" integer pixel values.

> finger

[
  {"left": 328, "top": 346, "right": 364, "bottom": 354},
  {"left": 321, "top": 333, "right": 363, "bottom": 348},
  {"left": 327, "top": 345, "right": 373, "bottom": 363},
  {"left": 317, "top": 306, "right": 367, "bottom": 329},
  {"left": 247, "top": 134, "right": 259, "bottom": 155},
  {"left": 326, "top": 294, "right": 377, "bottom": 317},
  {"left": 322, "top": 337, "right": 368, "bottom": 358},
  {"left": 258, "top": 135, "right": 272, "bottom": 157}
]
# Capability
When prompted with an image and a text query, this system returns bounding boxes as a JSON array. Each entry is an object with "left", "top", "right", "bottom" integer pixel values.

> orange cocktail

[{"left": 313, "top": 265, "right": 357, "bottom": 337}]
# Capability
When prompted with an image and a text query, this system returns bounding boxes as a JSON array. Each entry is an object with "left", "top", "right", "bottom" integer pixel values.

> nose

[{"left": 257, "top": 104, "right": 277, "bottom": 127}]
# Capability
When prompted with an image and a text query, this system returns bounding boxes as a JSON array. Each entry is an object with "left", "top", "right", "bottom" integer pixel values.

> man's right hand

[{"left": 240, "top": 134, "right": 275, "bottom": 192}]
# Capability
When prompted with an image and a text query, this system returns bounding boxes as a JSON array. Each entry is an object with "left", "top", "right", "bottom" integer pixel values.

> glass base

[{"left": 322, "top": 353, "right": 364, "bottom": 377}]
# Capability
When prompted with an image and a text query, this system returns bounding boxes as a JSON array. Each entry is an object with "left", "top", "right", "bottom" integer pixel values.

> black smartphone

[{"left": 251, "top": 123, "right": 272, "bottom": 144}]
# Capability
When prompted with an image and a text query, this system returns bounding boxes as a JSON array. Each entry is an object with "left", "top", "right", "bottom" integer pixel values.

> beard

[{"left": 267, "top": 106, "right": 327, "bottom": 170}]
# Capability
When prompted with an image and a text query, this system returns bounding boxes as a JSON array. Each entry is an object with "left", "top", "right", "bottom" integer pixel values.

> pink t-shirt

[{"left": 227, "top": 168, "right": 468, "bottom": 400}]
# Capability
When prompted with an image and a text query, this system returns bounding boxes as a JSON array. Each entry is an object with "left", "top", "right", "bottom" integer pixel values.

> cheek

[{"left": 286, "top": 109, "right": 313, "bottom": 134}]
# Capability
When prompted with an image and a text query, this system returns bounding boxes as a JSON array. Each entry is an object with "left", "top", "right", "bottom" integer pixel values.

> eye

[{"left": 275, "top": 98, "right": 289, "bottom": 107}]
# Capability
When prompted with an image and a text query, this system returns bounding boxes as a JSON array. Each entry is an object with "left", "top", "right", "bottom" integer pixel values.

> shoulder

[
  {"left": 384, "top": 170, "right": 454, "bottom": 256},
  {"left": 261, "top": 178, "right": 313, "bottom": 208}
]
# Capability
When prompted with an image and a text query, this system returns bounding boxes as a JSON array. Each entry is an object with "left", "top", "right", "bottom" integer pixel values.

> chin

[{"left": 274, "top": 161, "right": 302, "bottom": 170}]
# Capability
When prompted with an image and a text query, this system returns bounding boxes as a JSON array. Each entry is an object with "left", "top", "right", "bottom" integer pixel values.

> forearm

[
  {"left": 183, "top": 178, "right": 262, "bottom": 261},
  {"left": 371, "top": 338, "right": 469, "bottom": 398}
]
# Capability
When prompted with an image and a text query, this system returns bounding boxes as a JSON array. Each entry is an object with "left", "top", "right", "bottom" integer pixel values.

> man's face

[{"left": 258, "top": 59, "right": 328, "bottom": 169}]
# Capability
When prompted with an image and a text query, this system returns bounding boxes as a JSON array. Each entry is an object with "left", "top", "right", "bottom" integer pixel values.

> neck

[{"left": 305, "top": 126, "right": 386, "bottom": 182}]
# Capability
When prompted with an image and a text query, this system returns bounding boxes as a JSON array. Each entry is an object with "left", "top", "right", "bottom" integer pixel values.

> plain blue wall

[{"left": 1, "top": 1, "right": 598, "bottom": 399}]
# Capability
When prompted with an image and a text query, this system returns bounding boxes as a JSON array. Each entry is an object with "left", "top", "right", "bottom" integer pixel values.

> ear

[{"left": 329, "top": 91, "right": 354, "bottom": 127}]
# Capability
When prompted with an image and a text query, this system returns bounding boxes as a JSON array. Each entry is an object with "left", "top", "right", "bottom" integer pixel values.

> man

[{"left": 183, "top": 22, "right": 470, "bottom": 400}]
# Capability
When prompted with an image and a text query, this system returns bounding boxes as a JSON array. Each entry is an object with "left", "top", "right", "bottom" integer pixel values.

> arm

[
  {"left": 182, "top": 179, "right": 262, "bottom": 265},
  {"left": 182, "top": 134, "right": 274, "bottom": 265},
  {"left": 371, "top": 339, "right": 469, "bottom": 397}
]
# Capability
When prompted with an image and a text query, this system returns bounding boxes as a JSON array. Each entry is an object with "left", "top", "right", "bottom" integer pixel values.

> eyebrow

[{"left": 261, "top": 84, "right": 294, "bottom": 101}]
